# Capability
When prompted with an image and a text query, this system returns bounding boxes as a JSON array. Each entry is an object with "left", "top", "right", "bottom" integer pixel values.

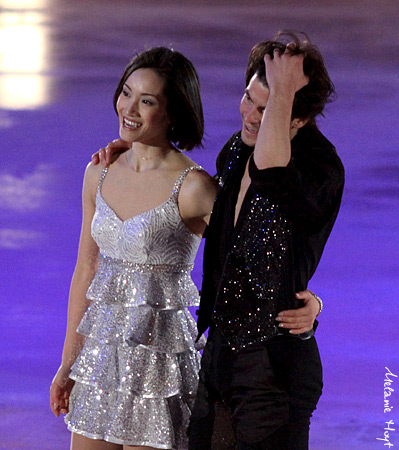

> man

[
  {"left": 188, "top": 32, "right": 344, "bottom": 450},
  {"left": 93, "top": 31, "right": 344, "bottom": 449}
]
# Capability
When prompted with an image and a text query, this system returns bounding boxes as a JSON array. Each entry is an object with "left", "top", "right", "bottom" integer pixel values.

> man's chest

[{"left": 234, "top": 163, "right": 251, "bottom": 226}]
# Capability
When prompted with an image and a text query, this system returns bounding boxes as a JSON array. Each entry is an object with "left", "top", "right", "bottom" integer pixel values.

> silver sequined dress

[{"left": 65, "top": 166, "right": 204, "bottom": 449}]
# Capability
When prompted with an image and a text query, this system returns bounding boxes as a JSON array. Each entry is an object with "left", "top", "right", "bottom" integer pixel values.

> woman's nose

[{"left": 126, "top": 98, "right": 139, "bottom": 115}]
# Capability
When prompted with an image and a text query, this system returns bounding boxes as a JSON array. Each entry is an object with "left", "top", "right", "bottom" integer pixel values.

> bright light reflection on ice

[{"left": 0, "top": 5, "right": 48, "bottom": 109}]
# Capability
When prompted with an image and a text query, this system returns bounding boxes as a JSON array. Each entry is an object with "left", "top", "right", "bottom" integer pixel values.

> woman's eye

[
  {"left": 122, "top": 89, "right": 129, "bottom": 97},
  {"left": 142, "top": 99, "right": 154, "bottom": 106}
]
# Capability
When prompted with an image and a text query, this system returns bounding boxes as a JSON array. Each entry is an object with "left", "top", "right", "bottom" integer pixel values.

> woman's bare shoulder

[
  {"left": 173, "top": 152, "right": 215, "bottom": 193},
  {"left": 187, "top": 166, "right": 215, "bottom": 185},
  {"left": 82, "top": 161, "right": 106, "bottom": 193},
  {"left": 180, "top": 166, "right": 217, "bottom": 204}
]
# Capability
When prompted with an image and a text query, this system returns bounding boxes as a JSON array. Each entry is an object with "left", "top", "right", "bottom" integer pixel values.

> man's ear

[
  {"left": 291, "top": 118, "right": 309, "bottom": 130},
  {"left": 291, "top": 117, "right": 309, "bottom": 130}
]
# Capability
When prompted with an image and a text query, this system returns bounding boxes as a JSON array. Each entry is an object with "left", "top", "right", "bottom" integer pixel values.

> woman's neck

[{"left": 124, "top": 142, "right": 177, "bottom": 172}]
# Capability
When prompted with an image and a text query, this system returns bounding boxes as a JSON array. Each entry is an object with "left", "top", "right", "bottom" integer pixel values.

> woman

[{"left": 50, "top": 47, "right": 217, "bottom": 450}]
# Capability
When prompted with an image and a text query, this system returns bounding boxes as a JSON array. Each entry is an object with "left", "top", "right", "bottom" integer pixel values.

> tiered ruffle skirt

[{"left": 65, "top": 255, "right": 203, "bottom": 449}]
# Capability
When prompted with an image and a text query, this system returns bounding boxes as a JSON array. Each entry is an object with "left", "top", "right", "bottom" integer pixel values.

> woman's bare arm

[
  {"left": 50, "top": 163, "right": 101, "bottom": 416},
  {"left": 178, "top": 169, "right": 217, "bottom": 237}
]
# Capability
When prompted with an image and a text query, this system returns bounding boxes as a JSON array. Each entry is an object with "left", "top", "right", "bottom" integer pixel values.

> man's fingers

[
  {"left": 295, "top": 290, "right": 309, "bottom": 300},
  {"left": 91, "top": 148, "right": 107, "bottom": 166},
  {"left": 104, "top": 148, "right": 112, "bottom": 166},
  {"left": 281, "top": 319, "right": 312, "bottom": 326},
  {"left": 96, "top": 147, "right": 109, "bottom": 167},
  {"left": 276, "top": 311, "right": 313, "bottom": 330},
  {"left": 277, "top": 318, "right": 311, "bottom": 327},
  {"left": 277, "top": 317, "right": 312, "bottom": 329},
  {"left": 285, "top": 42, "right": 296, "bottom": 51},
  {"left": 91, "top": 152, "right": 100, "bottom": 164},
  {"left": 276, "top": 309, "right": 309, "bottom": 320}
]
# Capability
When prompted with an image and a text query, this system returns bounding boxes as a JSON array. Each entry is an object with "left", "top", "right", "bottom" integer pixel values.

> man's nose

[{"left": 244, "top": 105, "right": 260, "bottom": 122}]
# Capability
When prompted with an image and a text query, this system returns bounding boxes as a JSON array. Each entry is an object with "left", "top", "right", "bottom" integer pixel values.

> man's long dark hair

[{"left": 246, "top": 31, "right": 336, "bottom": 126}]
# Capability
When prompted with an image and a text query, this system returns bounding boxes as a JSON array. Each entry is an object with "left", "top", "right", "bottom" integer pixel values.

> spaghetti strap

[
  {"left": 97, "top": 167, "right": 109, "bottom": 191},
  {"left": 171, "top": 165, "right": 204, "bottom": 201}
]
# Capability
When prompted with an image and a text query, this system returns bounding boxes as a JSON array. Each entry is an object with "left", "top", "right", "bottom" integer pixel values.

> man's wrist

[{"left": 309, "top": 291, "right": 323, "bottom": 317}]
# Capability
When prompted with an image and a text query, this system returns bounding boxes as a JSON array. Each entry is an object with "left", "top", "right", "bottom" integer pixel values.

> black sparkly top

[{"left": 197, "top": 126, "right": 345, "bottom": 351}]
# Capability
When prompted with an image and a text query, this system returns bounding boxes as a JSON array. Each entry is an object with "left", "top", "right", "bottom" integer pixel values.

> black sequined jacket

[{"left": 196, "top": 126, "right": 345, "bottom": 350}]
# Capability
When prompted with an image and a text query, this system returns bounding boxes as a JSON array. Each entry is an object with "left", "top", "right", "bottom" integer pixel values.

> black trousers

[{"left": 188, "top": 330, "right": 323, "bottom": 450}]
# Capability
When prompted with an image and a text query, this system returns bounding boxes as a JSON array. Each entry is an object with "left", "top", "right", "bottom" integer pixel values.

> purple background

[{"left": 1, "top": 0, "right": 398, "bottom": 448}]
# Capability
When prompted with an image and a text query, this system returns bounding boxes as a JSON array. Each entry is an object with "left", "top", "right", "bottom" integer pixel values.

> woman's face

[{"left": 116, "top": 68, "right": 170, "bottom": 146}]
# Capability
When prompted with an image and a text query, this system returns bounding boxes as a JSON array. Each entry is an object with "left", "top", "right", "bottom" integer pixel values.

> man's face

[{"left": 239, "top": 74, "right": 269, "bottom": 147}]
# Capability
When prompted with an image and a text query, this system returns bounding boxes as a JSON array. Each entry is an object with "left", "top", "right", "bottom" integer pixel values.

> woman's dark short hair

[
  {"left": 113, "top": 47, "right": 204, "bottom": 151},
  {"left": 245, "top": 31, "right": 336, "bottom": 127}
]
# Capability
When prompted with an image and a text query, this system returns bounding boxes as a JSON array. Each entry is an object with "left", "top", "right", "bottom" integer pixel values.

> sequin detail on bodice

[
  {"left": 91, "top": 165, "right": 201, "bottom": 264},
  {"left": 65, "top": 165, "right": 204, "bottom": 449}
]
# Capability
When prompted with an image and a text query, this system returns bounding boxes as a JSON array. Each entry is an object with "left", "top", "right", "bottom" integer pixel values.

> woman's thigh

[
  {"left": 124, "top": 447, "right": 171, "bottom": 450},
  {"left": 70, "top": 433, "right": 122, "bottom": 450},
  {"left": 70, "top": 435, "right": 169, "bottom": 450}
]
